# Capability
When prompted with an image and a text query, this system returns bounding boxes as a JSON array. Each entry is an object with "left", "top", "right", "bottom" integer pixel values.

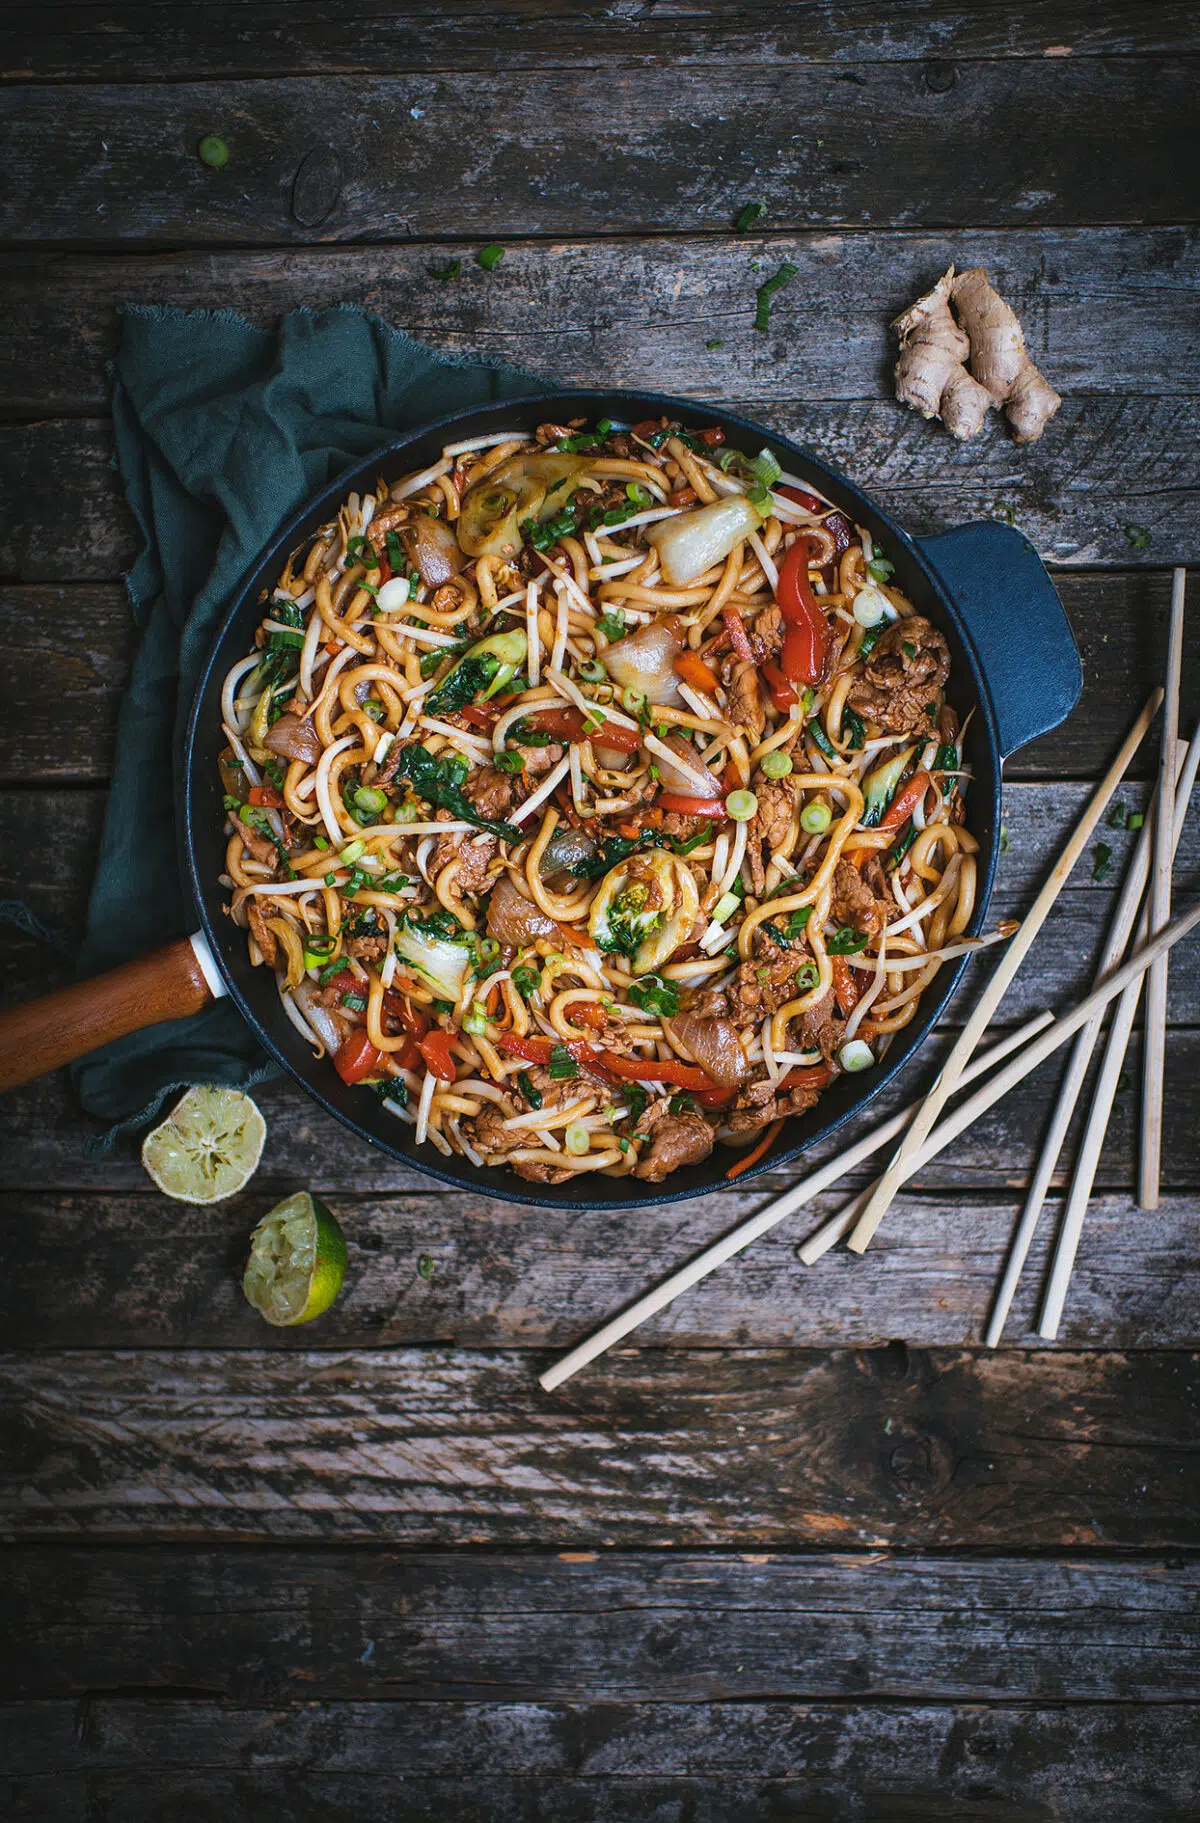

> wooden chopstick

[
  {"left": 1139, "top": 568, "right": 1187, "bottom": 1209},
  {"left": 844, "top": 691, "right": 1164, "bottom": 1256},
  {"left": 1039, "top": 718, "right": 1200, "bottom": 1340},
  {"left": 795, "top": 898, "right": 1200, "bottom": 1267},
  {"left": 984, "top": 736, "right": 1193, "bottom": 1347},
  {"left": 537, "top": 1015, "right": 1053, "bottom": 1394},
  {"left": 540, "top": 896, "right": 1200, "bottom": 1393}
]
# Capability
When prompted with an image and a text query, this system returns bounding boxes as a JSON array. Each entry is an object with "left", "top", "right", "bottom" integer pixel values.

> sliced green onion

[
  {"left": 620, "top": 685, "right": 647, "bottom": 714},
  {"left": 726, "top": 789, "right": 758, "bottom": 822},
  {"left": 800, "top": 801, "right": 832, "bottom": 835},
  {"left": 580, "top": 659, "right": 607, "bottom": 683},
  {"left": 352, "top": 786, "right": 389, "bottom": 816},
  {"left": 476, "top": 243, "right": 505, "bottom": 271},
  {"left": 339, "top": 840, "right": 366, "bottom": 865},
  {"left": 495, "top": 749, "right": 524, "bottom": 773},
  {"left": 761, "top": 751, "right": 793, "bottom": 779},
  {"left": 462, "top": 1001, "right": 489, "bottom": 1036},
  {"left": 564, "top": 1121, "right": 590, "bottom": 1157},
  {"left": 853, "top": 586, "right": 892, "bottom": 629},
  {"left": 838, "top": 1039, "right": 875, "bottom": 1073},
  {"left": 748, "top": 447, "right": 783, "bottom": 489},
  {"left": 754, "top": 261, "right": 798, "bottom": 333},
  {"left": 711, "top": 890, "right": 741, "bottom": 924},
  {"left": 808, "top": 720, "right": 838, "bottom": 762},
  {"left": 197, "top": 134, "right": 229, "bottom": 168}
]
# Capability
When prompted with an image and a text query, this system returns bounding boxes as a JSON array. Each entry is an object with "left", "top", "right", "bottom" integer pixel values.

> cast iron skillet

[{"left": 0, "top": 391, "right": 1082, "bottom": 1207}]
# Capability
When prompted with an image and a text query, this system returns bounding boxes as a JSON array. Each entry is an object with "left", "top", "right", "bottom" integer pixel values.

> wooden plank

[
  {"left": 2, "top": 64, "right": 1195, "bottom": 246},
  {"left": 2, "top": 573, "right": 1195, "bottom": 784},
  {"left": 4, "top": 1700, "right": 1196, "bottom": 1823},
  {"left": 6, "top": 1548, "right": 1196, "bottom": 1703},
  {"left": 2, "top": 1699, "right": 1198, "bottom": 1821},
  {"left": 2, "top": 1345, "right": 1198, "bottom": 1546},
  {"left": 0, "top": 588, "right": 130, "bottom": 783},
  {"left": 4, "top": 230, "right": 1197, "bottom": 417},
  {"left": 3, "top": 403, "right": 1197, "bottom": 581},
  {"left": 5, "top": 2, "right": 1194, "bottom": 82},
  {"left": 3, "top": 1185, "right": 1198, "bottom": 1351}
]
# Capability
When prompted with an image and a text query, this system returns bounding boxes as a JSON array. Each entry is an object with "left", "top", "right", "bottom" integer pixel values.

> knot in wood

[
  {"left": 292, "top": 145, "right": 343, "bottom": 228},
  {"left": 923, "top": 60, "right": 957, "bottom": 95},
  {"left": 888, "top": 1432, "right": 950, "bottom": 1496}
]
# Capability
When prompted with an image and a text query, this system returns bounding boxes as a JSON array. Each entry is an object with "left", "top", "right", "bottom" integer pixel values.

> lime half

[
  {"left": 141, "top": 1085, "right": 266, "bottom": 1204},
  {"left": 242, "top": 1191, "right": 347, "bottom": 1327}
]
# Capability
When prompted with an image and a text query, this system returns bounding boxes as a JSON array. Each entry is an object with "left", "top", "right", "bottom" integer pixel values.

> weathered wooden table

[{"left": 2, "top": 5, "right": 1198, "bottom": 1816}]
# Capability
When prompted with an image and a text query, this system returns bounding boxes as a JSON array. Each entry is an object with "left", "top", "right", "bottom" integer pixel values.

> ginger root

[{"left": 893, "top": 265, "right": 1061, "bottom": 444}]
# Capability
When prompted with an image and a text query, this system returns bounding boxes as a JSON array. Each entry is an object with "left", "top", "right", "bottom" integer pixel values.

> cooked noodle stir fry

[{"left": 219, "top": 415, "right": 994, "bottom": 1185}]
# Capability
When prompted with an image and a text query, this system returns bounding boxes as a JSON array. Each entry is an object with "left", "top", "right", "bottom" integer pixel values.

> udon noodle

[{"left": 218, "top": 415, "right": 994, "bottom": 1185}]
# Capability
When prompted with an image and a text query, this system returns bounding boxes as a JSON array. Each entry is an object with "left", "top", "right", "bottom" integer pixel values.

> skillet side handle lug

[
  {"left": 917, "top": 523, "right": 1082, "bottom": 761},
  {"left": 0, "top": 935, "right": 216, "bottom": 1092}
]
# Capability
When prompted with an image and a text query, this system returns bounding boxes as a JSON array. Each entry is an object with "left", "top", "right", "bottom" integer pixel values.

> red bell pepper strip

[
  {"left": 830, "top": 956, "right": 860, "bottom": 1015},
  {"left": 762, "top": 660, "right": 798, "bottom": 713},
  {"left": 694, "top": 1084, "right": 737, "bottom": 1110},
  {"left": 725, "top": 608, "right": 755, "bottom": 666},
  {"left": 595, "top": 1055, "right": 719, "bottom": 1090},
  {"left": 459, "top": 704, "right": 498, "bottom": 732},
  {"left": 333, "top": 1030, "right": 385, "bottom": 1085},
  {"left": 497, "top": 1032, "right": 554, "bottom": 1065},
  {"left": 528, "top": 706, "right": 642, "bottom": 753},
  {"left": 879, "top": 769, "right": 933, "bottom": 833},
  {"left": 247, "top": 785, "right": 284, "bottom": 808},
  {"left": 779, "top": 1063, "right": 834, "bottom": 1092},
  {"left": 419, "top": 1028, "right": 457, "bottom": 1082},
  {"left": 776, "top": 541, "right": 829, "bottom": 686},
  {"left": 656, "top": 792, "right": 729, "bottom": 819}
]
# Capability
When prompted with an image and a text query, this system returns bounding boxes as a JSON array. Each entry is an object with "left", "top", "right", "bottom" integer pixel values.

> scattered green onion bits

[
  {"left": 726, "top": 789, "right": 758, "bottom": 822},
  {"left": 761, "top": 751, "right": 793, "bottom": 779},
  {"left": 198, "top": 134, "right": 230, "bottom": 169},
  {"left": 800, "top": 801, "right": 832, "bottom": 835},
  {"left": 476, "top": 244, "right": 505, "bottom": 272},
  {"left": 754, "top": 262, "right": 798, "bottom": 333}
]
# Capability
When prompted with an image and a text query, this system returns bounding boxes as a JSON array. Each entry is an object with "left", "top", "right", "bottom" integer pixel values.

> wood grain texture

[
  {"left": 3, "top": 1187, "right": 1199, "bottom": 1351},
  {"left": 3, "top": 1345, "right": 1198, "bottom": 1546},
  {"left": 2, "top": 64, "right": 1196, "bottom": 247},
  {"left": 5, "top": 2, "right": 1194, "bottom": 81},
  {"left": 4, "top": 229, "right": 1197, "bottom": 417},
  {"left": 3, "top": 574, "right": 1196, "bottom": 784},
  {"left": 6, "top": 1548, "right": 1196, "bottom": 1703},
  {"left": 3, "top": 1699, "right": 1200, "bottom": 1823},
  {"left": 4, "top": 404, "right": 1198, "bottom": 580}
]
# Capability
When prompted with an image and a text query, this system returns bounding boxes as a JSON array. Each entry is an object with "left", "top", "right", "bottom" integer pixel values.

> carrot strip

[{"left": 725, "top": 1119, "right": 785, "bottom": 1181}]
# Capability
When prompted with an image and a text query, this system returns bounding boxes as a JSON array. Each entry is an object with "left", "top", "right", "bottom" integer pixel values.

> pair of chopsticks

[{"left": 540, "top": 655, "right": 1196, "bottom": 1392}]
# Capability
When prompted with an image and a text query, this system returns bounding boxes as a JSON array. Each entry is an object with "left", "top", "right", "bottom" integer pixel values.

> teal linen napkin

[{"left": 74, "top": 304, "right": 546, "bottom": 1134}]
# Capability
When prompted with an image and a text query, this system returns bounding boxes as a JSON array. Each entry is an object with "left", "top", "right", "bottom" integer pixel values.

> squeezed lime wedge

[
  {"left": 242, "top": 1190, "right": 347, "bottom": 1327},
  {"left": 141, "top": 1085, "right": 266, "bottom": 1204}
]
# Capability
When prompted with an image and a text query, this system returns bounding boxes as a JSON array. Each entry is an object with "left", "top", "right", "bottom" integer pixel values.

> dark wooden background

[{"left": 1, "top": 4, "right": 1199, "bottom": 1817}]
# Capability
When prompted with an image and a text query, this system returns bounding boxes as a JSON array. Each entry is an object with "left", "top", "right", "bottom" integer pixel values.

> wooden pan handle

[{"left": 0, "top": 936, "right": 217, "bottom": 1092}]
